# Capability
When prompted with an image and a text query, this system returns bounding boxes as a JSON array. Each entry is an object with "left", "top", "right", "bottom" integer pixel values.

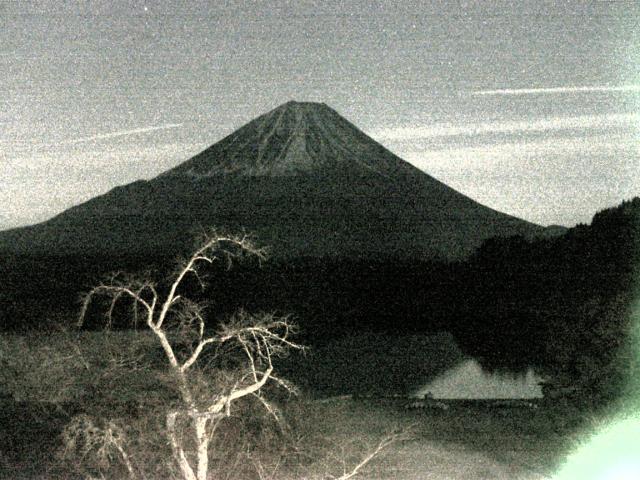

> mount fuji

[{"left": 0, "top": 101, "right": 549, "bottom": 260}]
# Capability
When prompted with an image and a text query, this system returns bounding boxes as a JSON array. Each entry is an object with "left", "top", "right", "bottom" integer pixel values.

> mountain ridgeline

[{"left": 0, "top": 101, "right": 548, "bottom": 260}]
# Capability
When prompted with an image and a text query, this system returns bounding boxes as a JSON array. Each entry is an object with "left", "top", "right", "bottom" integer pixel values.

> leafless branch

[
  {"left": 180, "top": 337, "right": 218, "bottom": 372},
  {"left": 327, "top": 427, "right": 413, "bottom": 480},
  {"left": 62, "top": 415, "right": 138, "bottom": 480},
  {"left": 68, "top": 232, "right": 301, "bottom": 480},
  {"left": 157, "top": 231, "right": 265, "bottom": 330},
  {"left": 251, "top": 392, "right": 285, "bottom": 423},
  {"left": 78, "top": 283, "right": 155, "bottom": 329}
]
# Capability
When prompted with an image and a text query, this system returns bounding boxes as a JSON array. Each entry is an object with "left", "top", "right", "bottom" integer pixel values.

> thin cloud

[
  {"left": 371, "top": 113, "right": 639, "bottom": 141},
  {"left": 61, "top": 123, "right": 184, "bottom": 145},
  {"left": 402, "top": 135, "right": 639, "bottom": 168},
  {"left": 471, "top": 85, "right": 640, "bottom": 96}
]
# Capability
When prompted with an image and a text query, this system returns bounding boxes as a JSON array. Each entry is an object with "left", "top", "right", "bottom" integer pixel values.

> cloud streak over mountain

[
  {"left": 471, "top": 85, "right": 640, "bottom": 96},
  {"left": 373, "top": 106, "right": 639, "bottom": 227},
  {"left": 59, "top": 123, "right": 184, "bottom": 145},
  {"left": 371, "top": 113, "right": 639, "bottom": 141},
  {"left": 396, "top": 133, "right": 639, "bottom": 228}
]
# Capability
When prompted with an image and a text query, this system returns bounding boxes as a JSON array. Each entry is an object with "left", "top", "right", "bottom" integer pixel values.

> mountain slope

[
  {"left": 160, "top": 101, "right": 421, "bottom": 178},
  {"left": 0, "top": 101, "right": 548, "bottom": 260}
]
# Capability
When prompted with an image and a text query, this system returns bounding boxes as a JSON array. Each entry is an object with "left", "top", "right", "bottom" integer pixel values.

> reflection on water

[{"left": 414, "top": 358, "right": 543, "bottom": 399}]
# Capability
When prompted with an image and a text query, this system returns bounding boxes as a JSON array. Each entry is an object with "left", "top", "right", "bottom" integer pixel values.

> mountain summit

[
  {"left": 0, "top": 101, "right": 548, "bottom": 259},
  {"left": 161, "top": 101, "right": 419, "bottom": 178}
]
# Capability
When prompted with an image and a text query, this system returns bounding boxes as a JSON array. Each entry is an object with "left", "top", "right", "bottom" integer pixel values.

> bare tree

[
  {"left": 66, "top": 231, "right": 405, "bottom": 480},
  {"left": 75, "top": 232, "right": 302, "bottom": 480}
]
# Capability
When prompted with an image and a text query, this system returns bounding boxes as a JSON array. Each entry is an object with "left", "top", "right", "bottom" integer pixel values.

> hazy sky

[{"left": 1, "top": 0, "right": 639, "bottom": 229}]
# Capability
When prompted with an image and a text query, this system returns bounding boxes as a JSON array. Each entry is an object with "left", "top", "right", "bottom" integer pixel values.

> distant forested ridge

[
  {"left": 453, "top": 198, "right": 639, "bottom": 403},
  {"left": 1, "top": 198, "right": 638, "bottom": 405}
]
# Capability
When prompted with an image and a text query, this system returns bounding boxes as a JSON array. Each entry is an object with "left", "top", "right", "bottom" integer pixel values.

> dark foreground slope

[{"left": 0, "top": 101, "right": 546, "bottom": 260}]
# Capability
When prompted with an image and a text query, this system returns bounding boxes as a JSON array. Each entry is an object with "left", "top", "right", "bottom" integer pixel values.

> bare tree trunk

[
  {"left": 195, "top": 417, "right": 210, "bottom": 480},
  {"left": 113, "top": 441, "right": 137, "bottom": 480},
  {"left": 167, "top": 412, "right": 197, "bottom": 480}
]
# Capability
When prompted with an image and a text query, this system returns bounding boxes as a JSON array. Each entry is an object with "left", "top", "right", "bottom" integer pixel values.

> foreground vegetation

[
  {"left": 0, "top": 324, "right": 619, "bottom": 480},
  {"left": 1, "top": 392, "right": 599, "bottom": 480},
  {"left": 3, "top": 198, "right": 638, "bottom": 407},
  {"left": 1, "top": 198, "right": 638, "bottom": 478},
  {"left": 2, "top": 233, "right": 410, "bottom": 480}
]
